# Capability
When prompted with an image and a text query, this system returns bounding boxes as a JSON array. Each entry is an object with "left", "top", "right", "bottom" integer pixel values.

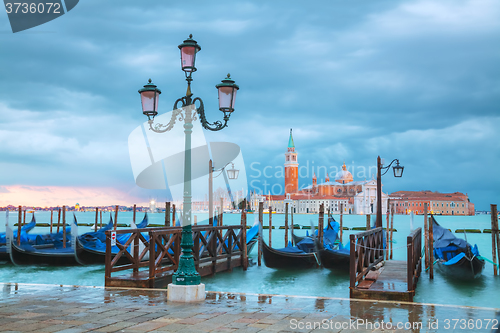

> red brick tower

[{"left": 284, "top": 129, "right": 298, "bottom": 194}]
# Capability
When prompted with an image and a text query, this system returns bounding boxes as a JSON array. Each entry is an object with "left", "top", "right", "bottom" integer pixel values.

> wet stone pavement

[{"left": 0, "top": 283, "right": 499, "bottom": 332}]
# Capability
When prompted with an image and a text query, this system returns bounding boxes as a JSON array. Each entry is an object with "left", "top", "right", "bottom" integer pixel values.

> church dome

[{"left": 335, "top": 163, "right": 353, "bottom": 184}]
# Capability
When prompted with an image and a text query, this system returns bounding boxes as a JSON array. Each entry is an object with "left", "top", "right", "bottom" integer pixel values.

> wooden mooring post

[
  {"left": 390, "top": 205, "right": 394, "bottom": 260},
  {"left": 242, "top": 199, "right": 248, "bottom": 270},
  {"left": 218, "top": 198, "right": 224, "bottom": 255},
  {"left": 366, "top": 214, "right": 370, "bottom": 231},
  {"left": 386, "top": 203, "right": 390, "bottom": 260},
  {"left": 95, "top": 207, "right": 99, "bottom": 231},
  {"left": 284, "top": 203, "right": 289, "bottom": 246},
  {"left": 62, "top": 205, "right": 66, "bottom": 248},
  {"left": 318, "top": 204, "right": 324, "bottom": 243},
  {"left": 113, "top": 205, "right": 118, "bottom": 230},
  {"left": 17, "top": 206, "right": 21, "bottom": 245},
  {"left": 100, "top": 210, "right": 102, "bottom": 227},
  {"left": 172, "top": 204, "right": 176, "bottom": 226},
  {"left": 209, "top": 159, "right": 214, "bottom": 227},
  {"left": 491, "top": 204, "right": 499, "bottom": 276},
  {"left": 133, "top": 204, "right": 136, "bottom": 225},
  {"left": 56, "top": 207, "right": 61, "bottom": 233},
  {"left": 269, "top": 206, "right": 273, "bottom": 247},
  {"left": 23, "top": 209, "right": 26, "bottom": 226},
  {"left": 424, "top": 205, "right": 429, "bottom": 270},
  {"left": 429, "top": 214, "right": 434, "bottom": 279},
  {"left": 165, "top": 202, "right": 170, "bottom": 227},
  {"left": 340, "top": 203, "right": 344, "bottom": 243},
  {"left": 258, "top": 201, "right": 263, "bottom": 266},
  {"left": 220, "top": 197, "right": 224, "bottom": 226},
  {"left": 50, "top": 209, "right": 53, "bottom": 234}
]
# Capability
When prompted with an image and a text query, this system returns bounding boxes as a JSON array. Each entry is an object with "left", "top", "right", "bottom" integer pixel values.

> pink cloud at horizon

[{"left": 0, "top": 185, "right": 149, "bottom": 208}]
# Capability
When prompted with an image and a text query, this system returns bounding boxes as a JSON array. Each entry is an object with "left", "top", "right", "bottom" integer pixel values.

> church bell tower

[{"left": 284, "top": 129, "right": 298, "bottom": 194}]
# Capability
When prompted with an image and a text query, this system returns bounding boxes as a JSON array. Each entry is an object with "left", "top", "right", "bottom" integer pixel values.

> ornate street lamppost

[
  {"left": 139, "top": 34, "right": 239, "bottom": 293},
  {"left": 209, "top": 161, "right": 239, "bottom": 223},
  {"left": 376, "top": 156, "right": 404, "bottom": 228}
]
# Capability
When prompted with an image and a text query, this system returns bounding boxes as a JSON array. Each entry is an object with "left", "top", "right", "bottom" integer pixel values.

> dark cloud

[{"left": 0, "top": 0, "right": 498, "bottom": 209}]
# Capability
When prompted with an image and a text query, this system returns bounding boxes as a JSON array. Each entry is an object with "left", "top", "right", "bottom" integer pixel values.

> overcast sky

[{"left": 0, "top": 0, "right": 499, "bottom": 210}]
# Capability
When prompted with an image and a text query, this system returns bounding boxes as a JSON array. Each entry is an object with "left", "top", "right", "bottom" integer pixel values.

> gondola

[
  {"left": 317, "top": 246, "right": 350, "bottom": 270},
  {"left": 245, "top": 222, "right": 259, "bottom": 254},
  {"left": 261, "top": 237, "right": 319, "bottom": 269},
  {"left": 313, "top": 218, "right": 350, "bottom": 270},
  {"left": 9, "top": 215, "right": 79, "bottom": 266},
  {"left": 432, "top": 214, "right": 484, "bottom": 279},
  {"left": 0, "top": 214, "right": 37, "bottom": 261},
  {"left": 262, "top": 215, "right": 340, "bottom": 269},
  {"left": 291, "top": 216, "right": 337, "bottom": 245},
  {"left": 74, "top": 213, "right": 148, "bottom": 265}
]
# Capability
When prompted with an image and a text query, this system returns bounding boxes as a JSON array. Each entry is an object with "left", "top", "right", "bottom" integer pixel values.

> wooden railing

[
  {"left": 349, "top": 227, "right": 385, "bottom": 290},
  {"left": 407, "top": 227, "right": 422, "bottom": 293},
  {"left": 104, "top": 224, "right": 247, "bottom": 288}
]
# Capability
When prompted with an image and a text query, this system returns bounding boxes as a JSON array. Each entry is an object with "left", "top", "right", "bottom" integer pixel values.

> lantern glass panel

[
  {"left": 218, "top": 86, "right": 235, "bottom": 111},
  {"left": 181, "top": 46, "right": 196, "bottom": 71},
  {"left": 227, "top": 168, "right": 239, "bottom": 180},
  {"left": 393, "top": 166, "right": 404, "bottom": 178},
  {"left": 141, "top": 90, "right": 159, "bottom": 115}
]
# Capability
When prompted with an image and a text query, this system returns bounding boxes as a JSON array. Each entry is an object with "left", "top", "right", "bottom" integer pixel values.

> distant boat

[{"left": 432, "top": 215, "right": 484, "bottom": 279}]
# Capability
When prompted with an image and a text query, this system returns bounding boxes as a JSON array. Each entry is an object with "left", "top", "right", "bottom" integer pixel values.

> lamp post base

[{"left": 167, "top": 283, "right": 205, "bottom": 302}]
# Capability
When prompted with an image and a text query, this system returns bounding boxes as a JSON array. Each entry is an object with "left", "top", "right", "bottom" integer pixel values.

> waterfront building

[
  {"left": 389, "top": 190, "right": 475, "bottom": 215},
  {"left": 251, "top": 130, "right": 388, "bottom": 214}
]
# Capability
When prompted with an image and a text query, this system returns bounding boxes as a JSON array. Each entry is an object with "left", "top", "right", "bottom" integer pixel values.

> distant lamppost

[
  {"left": 376, "top": 156, "right": 404, "bottom": 228},
  {"left": 139, "top": 34, "right": 239, "bottom": 289},
  {"left": 209, "top": 161, "right": 239, "bottom": 224}
]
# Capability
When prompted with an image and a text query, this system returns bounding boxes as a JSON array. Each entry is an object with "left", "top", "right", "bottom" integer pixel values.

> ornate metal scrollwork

[
  {"left": 148, "top": 94, "right": 230, "bottom": 133},
  {"left": 148, "top": 108, "right": 182, "bottom": 133},
  {"left": 194, "top": 97, "right": 229, "bottom": 132},
  {"left": 380, "top": 159, "right": 400, "bottom": 176}
]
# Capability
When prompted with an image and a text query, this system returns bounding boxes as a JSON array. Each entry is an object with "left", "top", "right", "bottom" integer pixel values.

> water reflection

[
  {"left": 314, "top": 298, "right": 326, "bottom": 311},
  {"left": 349, "top": 299, "right": 426, "bottom": 332}
]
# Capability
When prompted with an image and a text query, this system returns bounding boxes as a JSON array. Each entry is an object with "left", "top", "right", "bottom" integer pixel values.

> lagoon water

[{"left": 1, "top": 211, "right": 499, "bottom": 309}]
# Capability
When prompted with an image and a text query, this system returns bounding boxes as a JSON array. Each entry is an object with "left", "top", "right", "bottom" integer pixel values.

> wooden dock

[
  {"left": 104, "top": 223, "right": 249, "bottom": 289},
  {"left": 351, "top": 261, "right": 413, "bottom": 301},
  {"left": 350, "top": 227, "right": 422, "bottom": 302}
]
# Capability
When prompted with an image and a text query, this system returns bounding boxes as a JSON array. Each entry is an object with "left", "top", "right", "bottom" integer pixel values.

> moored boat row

[
  {"left": 3, "top": 212, "right": 260, "bottom": 267},
  {"left": 261, "top": 213, "right": 486, "bottom": 280}
]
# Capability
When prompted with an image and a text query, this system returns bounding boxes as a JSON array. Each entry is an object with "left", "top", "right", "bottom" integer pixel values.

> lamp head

[
  {"left": 216, "top": 73, "right": 239, "bottom": 114},
  {"left": 393, "top": 160, "right": 404, "bottom": 178},
  {"left": 138, "top": 79, "right": 161, "bottom": 119},
  {"left": 178, "top": 34, "right": 201, "bottom": 73}
]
